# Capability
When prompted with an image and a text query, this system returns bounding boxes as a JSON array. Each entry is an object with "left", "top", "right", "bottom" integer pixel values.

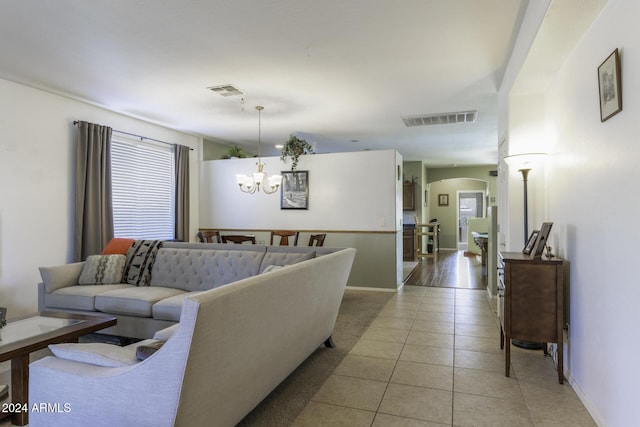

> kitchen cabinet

[{"left": 403, "top": 183, "right": 416, "bottom": 210}]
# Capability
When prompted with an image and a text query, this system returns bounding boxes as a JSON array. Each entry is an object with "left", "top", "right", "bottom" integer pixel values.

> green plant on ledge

[
  {"left": 280, "top": 135, "right": 315, "bottom": 170},
  {"left": 223, "top": 145, "right": 248, "bottom": 159}
]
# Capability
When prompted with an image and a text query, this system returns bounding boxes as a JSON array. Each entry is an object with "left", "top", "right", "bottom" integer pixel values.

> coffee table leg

[{"left": 11, "top": 355, "right": 29, "bottom": 426}]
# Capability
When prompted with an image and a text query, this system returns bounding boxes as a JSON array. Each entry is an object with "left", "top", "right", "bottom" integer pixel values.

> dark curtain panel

[
  {"left": 74, "top": 121, "right": 114, "bottom": 261},
  {"left": 174, "top": 144, "right": 190, "bottom": 241}
]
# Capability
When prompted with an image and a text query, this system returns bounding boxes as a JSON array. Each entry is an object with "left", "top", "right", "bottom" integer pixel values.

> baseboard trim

[
  {"left": 346, "top": 285, "right": 398, "bottom": 293},
  {"left": 549, "top": 340, "right": 605, "bottom": 427}
]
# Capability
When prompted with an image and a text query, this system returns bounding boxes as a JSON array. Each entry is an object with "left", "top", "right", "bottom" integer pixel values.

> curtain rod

[{"left": 73, "top": 121, "right": 193, "bottom": 151}]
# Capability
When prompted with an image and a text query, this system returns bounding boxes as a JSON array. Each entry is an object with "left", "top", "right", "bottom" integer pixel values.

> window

[{"left": 111, "top": 137, "right": 175, "bottom": 240}]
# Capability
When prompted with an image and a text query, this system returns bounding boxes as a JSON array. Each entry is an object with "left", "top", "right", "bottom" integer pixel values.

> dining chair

[
  {"left": 269, "top": 231, "right": 299, "bottom": 246},
  {"left": 308, "top": 233, "right": 326, "bottom": 247},
  {"left": 221, "top": 235, "right": 256, "bottom": 244},
  {"left": 196, "top": 230, "right": 221, "bottom": 243}
]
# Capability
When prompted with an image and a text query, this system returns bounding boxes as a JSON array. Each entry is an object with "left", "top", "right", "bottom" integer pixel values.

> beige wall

[
  {"left": 427, "top": 165, "right": 498, "bottom": 206},
  {"left": 427, "top": 179, "right": 488, "bottom": 249}
]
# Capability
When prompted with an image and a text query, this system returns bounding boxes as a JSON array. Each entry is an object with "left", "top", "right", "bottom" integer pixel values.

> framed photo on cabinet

[
  {"left": 530, "top": 222, "right": 553, "bottom": 259},
  {"left": 522, "top": 230, "right": 539, "bottom": 255}
]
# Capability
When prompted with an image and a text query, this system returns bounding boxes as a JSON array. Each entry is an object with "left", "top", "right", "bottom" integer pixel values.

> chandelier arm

[
  {"left": 261, "top": 184, "right": 280, "bottom": 195},
  {"left": 235, "top": 105, "right": 281, "bottom": 196}
]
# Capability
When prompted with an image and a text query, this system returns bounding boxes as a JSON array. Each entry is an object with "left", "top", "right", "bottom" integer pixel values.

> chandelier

[{"left": 235, "top": 106, "right": 282, "bottom": 194}]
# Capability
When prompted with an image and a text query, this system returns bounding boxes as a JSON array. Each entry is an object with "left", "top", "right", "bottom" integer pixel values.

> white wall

[
  {"left": 506, "top": 93, "right": 550, "bottom": 249},
  {"left": 505, "top": 0, "right": 639, "bottom": 425},
  {"left": 200, "top": 149, "right": 404, "bottom": 289},
  {"left": 200, "top": 150, "right": 400, "bottom": 231},
  {"left": 542, "top": 1, "right": 640, "bottom": 425},
  {"left": 0, "top": 79, "right": 201, "bottom": 317}
]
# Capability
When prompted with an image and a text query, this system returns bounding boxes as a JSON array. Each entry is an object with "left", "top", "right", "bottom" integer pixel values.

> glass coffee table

[{"left": 0, "top": 311, "right": 116, "bottom": 426}]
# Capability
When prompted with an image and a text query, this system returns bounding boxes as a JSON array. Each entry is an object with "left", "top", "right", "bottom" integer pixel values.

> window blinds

[{"left": 111, "top": 138, "right": 175, "bottom": 240}]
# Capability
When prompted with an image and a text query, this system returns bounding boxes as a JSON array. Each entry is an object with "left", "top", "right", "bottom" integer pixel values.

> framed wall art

[
  {"left": 598, "top": 48, "right": 622, "bottom": 122},
  {"left": 438, "top": 193, "right": 449, "bottom": 206},
  {"left": 281, "top": 170, "right": 309, "bottom": 210}
]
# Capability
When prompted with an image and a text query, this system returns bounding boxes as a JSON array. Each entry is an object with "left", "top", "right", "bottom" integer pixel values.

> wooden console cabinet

[{"left": 498, "top": 251, "right": 564, "bottom": 384}]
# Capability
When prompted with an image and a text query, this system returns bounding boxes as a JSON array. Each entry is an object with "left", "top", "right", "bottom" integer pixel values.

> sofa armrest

[
  {"left": 39, "top": 262, "right": 85, "bottom": 293},
  {"left": 29, "top": 324, "right": 191, "bottom": 427}
]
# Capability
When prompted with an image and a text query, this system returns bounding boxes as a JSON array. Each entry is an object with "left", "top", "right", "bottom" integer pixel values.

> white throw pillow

[{"left": 49, "top": 343, "right": 138, "bottom": 367}]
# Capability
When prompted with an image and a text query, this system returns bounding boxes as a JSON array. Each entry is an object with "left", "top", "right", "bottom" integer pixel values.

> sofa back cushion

[
  {"left": 151, "top": 248, "right": 266, "bottom": 292},
  {"left": 258, "top": 246, "right": 317, "bottom": 273}
]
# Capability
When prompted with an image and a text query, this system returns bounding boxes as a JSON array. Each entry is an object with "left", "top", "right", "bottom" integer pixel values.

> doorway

[{"left": 457, "top": 191, "right": 484, "bottom": 250}]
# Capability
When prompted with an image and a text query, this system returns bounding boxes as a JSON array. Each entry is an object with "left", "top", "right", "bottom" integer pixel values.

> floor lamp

[{"left": 504, "top": 152, "right": 547, "bottom": 350}]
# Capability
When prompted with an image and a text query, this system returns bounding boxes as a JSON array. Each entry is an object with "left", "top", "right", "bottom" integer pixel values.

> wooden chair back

[
  {"left": 270, "top": 231, "right": 300, "bottom": 246},
  {"left": 221, "top": 235, "right": 256, "bottom": 244},
  {"left": 308, "top": 233, "right": 326, "bottom": 247},
  {"left": 196, "top": 230, "right": 221, "bottom": 243}
]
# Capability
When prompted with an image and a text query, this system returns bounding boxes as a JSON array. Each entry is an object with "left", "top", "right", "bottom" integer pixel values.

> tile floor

[{"left": 293, "top": 285, "right": 596, "bottom": 427}]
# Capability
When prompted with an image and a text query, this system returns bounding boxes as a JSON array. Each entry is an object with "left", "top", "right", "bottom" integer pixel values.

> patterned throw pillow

[
  {"left": 78, "top": 255, "right": 126, "bottom": 285},
  {"left": 123, "top": 240, "right": 163, "bottom": 286}
]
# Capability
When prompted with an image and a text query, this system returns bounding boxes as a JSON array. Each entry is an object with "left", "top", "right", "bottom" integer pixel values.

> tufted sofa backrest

[{"left": 151, "top": 247, "right": 267, "bottom": 292}]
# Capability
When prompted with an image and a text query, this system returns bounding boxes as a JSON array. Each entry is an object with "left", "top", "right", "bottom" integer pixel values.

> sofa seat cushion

[
  {"left": 45, "top": 284, "right": 133, "bottom": 311},
  {"left": 152, "top": 292, "right": 202, "bottom": 321},
  {"left": 95, "top": 287, "right": 185, "bottom": 317}
]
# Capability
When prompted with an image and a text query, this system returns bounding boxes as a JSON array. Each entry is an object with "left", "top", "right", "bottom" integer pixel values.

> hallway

[{"left": 404, "top": 250, "right": 486, "bottom": 289}]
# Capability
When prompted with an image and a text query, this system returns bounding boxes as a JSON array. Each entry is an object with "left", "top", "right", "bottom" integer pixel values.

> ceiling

[{"left": 0, "top": 0, "right": 529, "bottom": 166}]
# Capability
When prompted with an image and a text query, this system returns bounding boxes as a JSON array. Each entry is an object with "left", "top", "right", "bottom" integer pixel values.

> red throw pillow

[{"left": 101, "top": 238, "right": 135, "bottom": 255}]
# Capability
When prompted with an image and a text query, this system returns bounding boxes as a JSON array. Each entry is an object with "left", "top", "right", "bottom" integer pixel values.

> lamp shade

[{"left": 503, "top": 152, "right": 547, "bottom": 170}]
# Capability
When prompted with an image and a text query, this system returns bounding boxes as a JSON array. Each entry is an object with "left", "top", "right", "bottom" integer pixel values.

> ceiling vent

[
  {"left": 402, "top": 110, "right": 477, "bottom": 127},
  {"left": 207, "top": 84, "right": 244, "bottom": 97}
]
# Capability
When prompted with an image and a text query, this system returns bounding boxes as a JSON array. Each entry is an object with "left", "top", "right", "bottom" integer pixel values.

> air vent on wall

[
  {"left": 402, "top": 110, "right": 477, "bottom": 127},
  {"left": 207, "top": 84, "right": 244, "bottom": 97}
]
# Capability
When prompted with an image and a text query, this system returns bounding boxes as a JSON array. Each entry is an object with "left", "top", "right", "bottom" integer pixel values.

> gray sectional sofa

[
  {"left": 38, "top": 242, "right": 345, "bottom": 339},
  {"left": 30, "top": 244, "right": 357, "bottom": 426}
]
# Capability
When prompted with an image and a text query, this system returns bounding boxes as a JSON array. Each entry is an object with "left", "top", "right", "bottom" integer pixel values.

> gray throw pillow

[{"left": 78, "top": 255, "right": 126, "bottom": 285}]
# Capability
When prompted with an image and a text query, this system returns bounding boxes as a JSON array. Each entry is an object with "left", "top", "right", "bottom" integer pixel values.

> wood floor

[{"left": 404, "top": 250, "right": 486, "bottom": 289}]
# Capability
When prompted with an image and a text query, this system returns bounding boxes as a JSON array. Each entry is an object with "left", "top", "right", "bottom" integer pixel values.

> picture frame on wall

[
  {"left": 438, "top": 193, "right": 449, "bottom": 206},
  {"left": 598, "top": 48, "right": 622, "bottom": 122},
  {"left": 281, "top": 170, "right": 309, "bottom": 210},
  {"left": 522, "top": 230, "right": 540, "bottom": 255}
]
